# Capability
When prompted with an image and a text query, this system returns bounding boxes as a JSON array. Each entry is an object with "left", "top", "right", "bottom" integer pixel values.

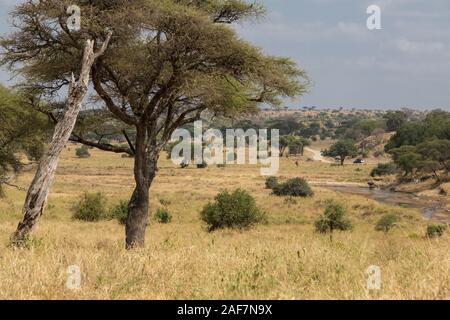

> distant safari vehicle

[{"left": 353, "top": 158, "right": 365, "bottom": 164}]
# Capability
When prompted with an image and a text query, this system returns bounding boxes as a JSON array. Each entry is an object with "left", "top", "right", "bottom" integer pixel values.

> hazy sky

[{"left": 1, "top": 0, "right": 449, "bottom": 110}]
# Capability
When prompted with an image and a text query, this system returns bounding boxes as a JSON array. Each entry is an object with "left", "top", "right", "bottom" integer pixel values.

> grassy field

[{"left": 0, "top": 145, "right": 449, "bottom": 299}]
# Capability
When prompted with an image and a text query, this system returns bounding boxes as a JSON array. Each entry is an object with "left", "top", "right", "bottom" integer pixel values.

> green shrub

[
  {"left": 200, "top": 189, "right": 266, "bottom": 232},
  {"left": 75, "top": 145, "right": 91, "bottom": 158},
  {"left": 314, "top": 200, "right": 352, "bottom": 241},
  {"left": 72, "top": 192, "right": 108, "bottom": 222},
  {"left": 110, "top": 200, "right": 128, "bottom": 225},
  {"left": 265, "top": 176, "right": 279, "bottom": 190},
  {"left": 426, "top": 224, "right": 447, "bottom": 238},
  {"left": 155, "top": 208, "right": 172, "bottom": 224},
  {"left": 273, "top": 178, "right": 313, "bottom": 197},
  {"left": 375, "top": 214, "right": 399, "bottom": 233},
  {"left": 370, "top": 162, "right": 399, "bottom": 177}
]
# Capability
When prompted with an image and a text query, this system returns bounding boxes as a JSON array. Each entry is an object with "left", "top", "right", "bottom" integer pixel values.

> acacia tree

[
  {"left": 1, "top": 0, "right": 309, "bottom": 248},
  {"left": 323, "top": 139, "right": 358, "bottom": 165}
]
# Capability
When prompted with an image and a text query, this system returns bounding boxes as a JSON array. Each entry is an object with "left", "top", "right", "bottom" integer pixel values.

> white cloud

[{"left": 392, "top": 38, "right": 446, "bottom": 55}]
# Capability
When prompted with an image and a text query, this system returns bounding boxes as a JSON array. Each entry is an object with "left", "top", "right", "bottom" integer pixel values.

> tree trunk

[
  {"left": 125, "top": 125, "right": 158, "bottom": 249},
  {"left": 10, "top": 35, "right": 112, "bottom": 246}
]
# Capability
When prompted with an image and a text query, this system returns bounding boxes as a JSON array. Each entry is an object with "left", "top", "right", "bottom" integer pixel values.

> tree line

[{"left": 373, "top": 110, "right": 450, "bottom": 182}]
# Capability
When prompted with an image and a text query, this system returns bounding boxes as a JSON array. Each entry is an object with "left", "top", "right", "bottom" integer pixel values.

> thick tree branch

[
  {"left": 70, "top": 133, "right": 134, "bottom": 155},
  {"left": 92, "top": 68, "right": 138, "bottom": 126}
]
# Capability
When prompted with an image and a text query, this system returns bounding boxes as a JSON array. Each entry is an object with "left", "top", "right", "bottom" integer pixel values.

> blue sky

[{"left": 1, "top": 0, "right": 450, "bottom": 110}]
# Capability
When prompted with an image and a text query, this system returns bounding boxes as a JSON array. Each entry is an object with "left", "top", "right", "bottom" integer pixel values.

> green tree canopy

[
  {"left": 0, "top": 0, "right": 309, "bottom": 247},
  {"left": 385, "top": 110, "right": 450, "bottom": 151},
  {"left": 383, "top": 110, "right": 407, "bottom": 132},
  {"left": 315, "top": 200, "right": 352, "bottom": 241},
  {"left": 0, "top": 85, "right": 50, "bottom": 195},
  {"left": 389, "top": 139, "right": 450, "bottom": 180},
  {"left": 322, "top": 139, "right": 358, "bottom": 165}
]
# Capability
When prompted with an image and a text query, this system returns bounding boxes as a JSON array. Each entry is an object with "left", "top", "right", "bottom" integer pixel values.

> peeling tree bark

[{"left": 10, "top": 33, "right": 112, "bottom": 246}]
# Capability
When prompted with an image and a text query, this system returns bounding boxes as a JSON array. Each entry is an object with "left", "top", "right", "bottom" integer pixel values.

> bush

[
  {"left": 110, "top": 200, "right": 128, "bottom": 225},
  {"left": 375, "top": 214, "right": 399, "bottom": 233},
  {"left": 426, "top": 224, "right": 447, "bottom": 238},
  {"left": 272, "top": 178, "right": 313, "bottom": 197},
  {"left": 314, "top": 200, "right": 352, "bottom": 241},
  {"left": 72, "top": 192, "right": 108, "bottom": 222},
  {"left": 370, "top": 162, "right": 399, "bottom": 177},
  {"left": 75, "top": 145, "right": 91, "bottom": 158},
  {"left": 200, "top": 189, "right": 266, "bottom": 232},
  {"left": 155, "top": 208, "right": 172, "bottom": 224},
  {"left": 265, "top": 176, "right": 279, "bottom": 190}
]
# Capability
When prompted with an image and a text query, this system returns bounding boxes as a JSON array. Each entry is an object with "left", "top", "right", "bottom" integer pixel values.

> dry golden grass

[{"left": 0, "top": 145, "right": 449, "bottom": 300}]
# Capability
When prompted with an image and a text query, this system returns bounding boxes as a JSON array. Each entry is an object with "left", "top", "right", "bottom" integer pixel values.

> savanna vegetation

[
  {"left": 0, "top": 147, "right": 448, "bottom": 299},
  {"left": 0, "top": 0, "right": 448, "bottom": 300}
]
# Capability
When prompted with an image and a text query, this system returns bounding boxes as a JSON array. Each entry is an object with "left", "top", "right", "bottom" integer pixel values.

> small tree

[
  {"left": 315, "top": 200, "right": 353, "bottom": 241},
  {"left": 279, "top": 135, "right": 293, "bottom": 157},
  {"left": 375, "top": 214, "right": 399, "bottom": 234},
  {"left": 396, "top": 152, "right": 421, "bottom": 177},
  {"left": 323, "top": 140, "right": 358, "bottom": 165},
  {"left": 278, "top": 136, "right": 310, "bottom": 157},
  {"left": 288, "top": 139, "right": 304, "bottom": 156},
  {"left": 201, "top": 189, "right": 265, "bottom": 232}
]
